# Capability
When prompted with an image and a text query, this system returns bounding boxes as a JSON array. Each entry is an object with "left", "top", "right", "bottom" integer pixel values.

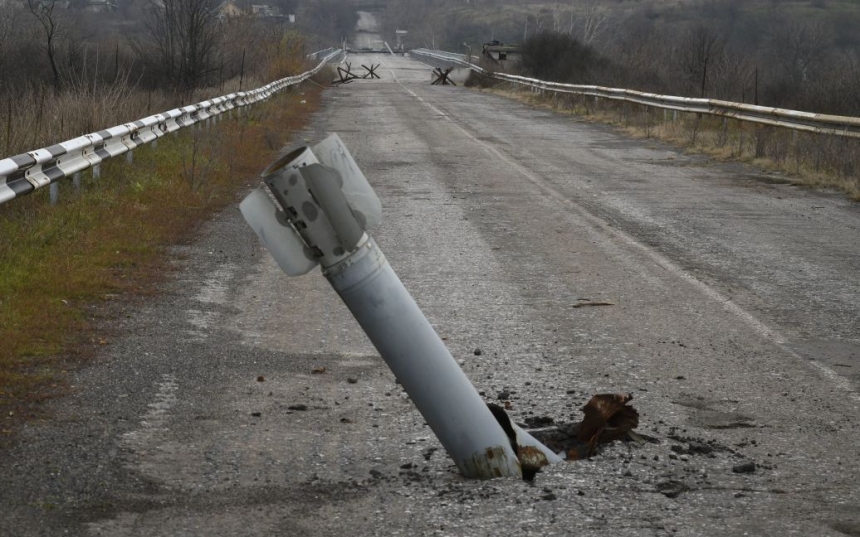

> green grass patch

[{"left": 0, "top": 82, "right": 324, "bottom": 425}]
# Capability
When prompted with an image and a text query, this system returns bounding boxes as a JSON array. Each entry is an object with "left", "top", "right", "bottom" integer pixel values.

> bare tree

[
  {"left": 574, "top": 0, "right": 610, "bottom": 46},
  {"left": 766, "top": 18, "right": 832, "bottom": 84},
  {"left": 138, "top": 0, "right": 221, "bottom": 91},
  {"left": 0, "top": 4, "right": 17, "bottom": 74},
  {"left": 679, "top": 24, "right": 725, "bottom": 97},
  {"left": 26, "top": 0, "right": 63, "bottom": 90}
]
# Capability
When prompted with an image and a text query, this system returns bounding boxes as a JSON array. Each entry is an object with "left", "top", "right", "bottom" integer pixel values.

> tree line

[
  {"left": 385, "top": 0, "right": 860, "bottom": 116},
  {"left": 0, "top": 0, "right": 354, "bottom": 98}
]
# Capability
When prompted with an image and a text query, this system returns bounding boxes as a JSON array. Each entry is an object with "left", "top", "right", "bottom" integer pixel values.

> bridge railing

[
  {"left": 409, "top": 48, "right": 860, "bottom": 139},
  {"left": 0, "top": 49, "right": 345, "bottom": 207}
]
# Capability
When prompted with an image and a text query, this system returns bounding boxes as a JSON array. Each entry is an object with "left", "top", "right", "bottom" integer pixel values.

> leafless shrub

[{"left": 181, "top": 127, "right": 222, "bottom": 192}]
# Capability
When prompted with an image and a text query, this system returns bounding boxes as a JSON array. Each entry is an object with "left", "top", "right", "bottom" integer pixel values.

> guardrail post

[
  {"left": 50, "top": 182, "right": 59, "bottom": 205},
  {"left": 93, "top": 164, "right": 101, "bottom": 180},
  {"left": 240, "top": 135, "right": 562, "bottom": 479},
  {"left": 126, "top": 150, "right": 134, "bottom": 164},
  {"left": 73, "top": 171, "right": 81, "bottom": 191}
]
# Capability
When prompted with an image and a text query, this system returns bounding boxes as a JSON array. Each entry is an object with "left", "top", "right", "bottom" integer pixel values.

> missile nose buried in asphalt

[{"left": 239, "top": 134, "right": 561, "bottom": 479}]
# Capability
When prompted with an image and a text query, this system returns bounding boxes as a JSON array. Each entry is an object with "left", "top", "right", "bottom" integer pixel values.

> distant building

[
  {"left": 82, "top": 0, "right": 116, "bottom": 13},
  {"left": 218, "top": 0, "right": 244, "bottom": 18},
  {"left": 251, "top": 3, "right": 282, "bottom": 19}
]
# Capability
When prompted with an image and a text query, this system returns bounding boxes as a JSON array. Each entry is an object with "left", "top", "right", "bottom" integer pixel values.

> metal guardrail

[
  {"left": 410, "top": 49, "right": 860, "bottom": 139},
  {"left": 0, "top": 49, "right": 345, "bottom": 206},
  {"left": 307, "top": 47, "right": 339, "bottom": 60}
]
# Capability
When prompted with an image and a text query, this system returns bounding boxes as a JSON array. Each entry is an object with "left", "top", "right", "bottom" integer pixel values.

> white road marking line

[
  {"left": 121, "top": 374, "right": 179, "bottom": 447},
  {"left": 391, "top": 74, "right": 859, "bottom": 401}
]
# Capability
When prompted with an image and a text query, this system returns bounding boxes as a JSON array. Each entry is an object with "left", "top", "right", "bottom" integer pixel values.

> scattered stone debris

[
  {"left": 288, "top": 404, "right": 308, "bottom": 411},
  {"left": 485, "top": 394, "right": 641, "bottom": 480}
]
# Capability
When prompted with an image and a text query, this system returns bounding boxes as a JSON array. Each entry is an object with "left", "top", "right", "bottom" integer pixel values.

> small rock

[
  {"left": 369, "top": 469, "right": 383, "bottom": 479},
  {"left": 542, "top": 493, "right": 557, "bottom": 501},
  {"left": 474, "top": 348, "right": 483, "bottom": 356},
  {"left": 400, "top": 463, "right": 414, "bottom": 469},
  {"left": 251, "top": 412, "right": 261, "bottom": 417},
  {"left": 688, "top": 441, "right": 713, "bottom": 455},
  {"left": 340, "top": 417, "right": 352, "bottom": 423},
  {"left": 577, "top": 490, "right": 585, "bottom": 496},
  {"left": 657, "top": 480, "right": 688, "bottom": 498},
  {"left": 257, "top": 376, "right": 265, "bottom": 382},
  {"left": 524, "top": 416, "right": 555, "bottom": 428},
  {"left": 497, "top": 391, "right": 511, "bottom": 401},
  {"left": 288, "top": 404, "right": 308, "bottom": 411},
  {"left": 732, "top": 462, "right": 756, "bottom": 474},
  {"left": 347, "top": 377, "right": 358, "bottom": 384}
]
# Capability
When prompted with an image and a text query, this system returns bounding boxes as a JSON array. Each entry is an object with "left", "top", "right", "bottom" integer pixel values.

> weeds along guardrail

[
  {"left": 0, "top": 48, "right": 345, "bottom": 207},
  {"left": 410, "top": 49, "right": 860, "bottom": 140}
]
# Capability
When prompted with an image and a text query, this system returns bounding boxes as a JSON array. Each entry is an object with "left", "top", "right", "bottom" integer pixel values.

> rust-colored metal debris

[
  {"left": 575, "top": 393, "right": 639, "bottom": 458},
  {"left": 528, "top": 393, "right": 640, "bottom": 460},
  {"left": 486, "top": 393, "right": 639, "bottom": 480}
]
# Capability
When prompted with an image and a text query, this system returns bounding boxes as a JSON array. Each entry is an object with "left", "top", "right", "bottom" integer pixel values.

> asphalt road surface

[{"left": 3, "top": 35, "right": 860, "bottom": 537}]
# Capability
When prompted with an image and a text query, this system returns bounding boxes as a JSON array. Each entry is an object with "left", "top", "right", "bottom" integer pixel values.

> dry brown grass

[
  {"left": 0, "top": 50, "right": 312, "bottom": 159},
  {"left": 483, "top": 85, "right": 860, "bottom": 201},
  {"left": 0, "top": 77, "right": 326, "bottom": 430}
]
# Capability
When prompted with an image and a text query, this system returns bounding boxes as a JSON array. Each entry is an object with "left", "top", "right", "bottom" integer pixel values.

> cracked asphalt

[{"left": 2, "top": 24, "right": 860, "bottom": 537}]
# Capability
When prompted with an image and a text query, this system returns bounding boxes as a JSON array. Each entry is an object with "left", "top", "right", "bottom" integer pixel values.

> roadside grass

[
  {"left": 0, "top": 80, "right": 324, "bottom": 428},
  {"left": 479, "top": 84, "right": 860, "bottom": 200}
]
